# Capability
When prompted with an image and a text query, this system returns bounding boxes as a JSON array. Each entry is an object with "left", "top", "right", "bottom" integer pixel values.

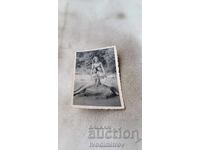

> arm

[
  {"left": 100, "top": 63, "right": 106, "bottom": 76},
  {"left": 91, "top": 64, "right": 94, "bottom": 75}
]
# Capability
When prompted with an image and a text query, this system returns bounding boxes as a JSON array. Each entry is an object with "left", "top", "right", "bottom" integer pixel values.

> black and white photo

[{"left": 72, "top": 46, "right": 124, "bottom": 109}]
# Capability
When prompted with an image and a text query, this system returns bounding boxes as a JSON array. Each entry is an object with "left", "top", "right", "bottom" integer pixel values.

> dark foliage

[{"left": 76, "top": 48, "right": 116, "bottom": 74}]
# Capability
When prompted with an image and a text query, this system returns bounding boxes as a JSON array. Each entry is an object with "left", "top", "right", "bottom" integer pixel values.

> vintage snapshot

[{"left": 72, "top": 46, "right": 124, "bottom": 109}]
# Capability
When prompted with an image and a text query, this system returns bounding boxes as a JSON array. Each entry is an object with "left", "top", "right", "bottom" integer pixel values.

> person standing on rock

[
  {"left": 74, "top": 56, "right": 118, "bottom": 96},
  {"left": 91, "top": 56, "right": 106, "bottom": 87}
]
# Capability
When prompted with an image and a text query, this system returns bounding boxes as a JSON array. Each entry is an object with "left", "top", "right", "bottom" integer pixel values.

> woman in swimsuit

[
  {"left": 74, "top": 56, "right": 118, "bottom": 96},
  {"left": 91, "top": 56, "right": 106, "bottom": 87}
]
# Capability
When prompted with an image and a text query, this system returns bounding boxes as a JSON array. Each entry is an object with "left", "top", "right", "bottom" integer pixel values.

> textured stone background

[{"left": 58, "top": 0, "right": 142, "bottom": 149}]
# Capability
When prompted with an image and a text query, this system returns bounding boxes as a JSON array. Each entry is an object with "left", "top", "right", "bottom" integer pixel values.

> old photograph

[{"left": 72, "top": 46, "right": 124, "bottom": 109}]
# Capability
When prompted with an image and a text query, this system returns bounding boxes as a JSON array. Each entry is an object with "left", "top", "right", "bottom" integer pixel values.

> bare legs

[{"left": 95, "top": 76, "right": 101, "bottom": 87}]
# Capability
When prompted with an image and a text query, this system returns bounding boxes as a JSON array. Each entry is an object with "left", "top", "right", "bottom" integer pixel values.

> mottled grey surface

[{"left": 58, "top": 0, "right": 142, "bottom": 149}]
